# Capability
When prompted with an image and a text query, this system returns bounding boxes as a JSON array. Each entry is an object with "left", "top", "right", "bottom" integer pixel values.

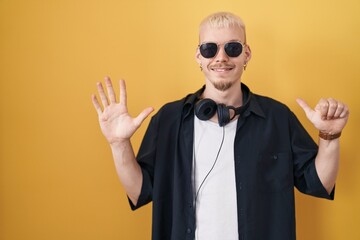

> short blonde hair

[{"left": 199, "top": 12, "right": 247, "bottom": 43}]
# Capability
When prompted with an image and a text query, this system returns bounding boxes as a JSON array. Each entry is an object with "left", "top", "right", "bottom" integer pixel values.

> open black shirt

[{"left": 130, "top": 83, "right": 334, "bottom": 240}]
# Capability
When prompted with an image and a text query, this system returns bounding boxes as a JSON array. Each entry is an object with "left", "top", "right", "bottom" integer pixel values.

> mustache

[{"left": 209, "top": 63, "right": 235, "bottom": 68}]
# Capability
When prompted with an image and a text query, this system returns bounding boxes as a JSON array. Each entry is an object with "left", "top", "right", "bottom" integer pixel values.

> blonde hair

[{"left": 199, "top": 12, "right": 247, "bottom": 43}]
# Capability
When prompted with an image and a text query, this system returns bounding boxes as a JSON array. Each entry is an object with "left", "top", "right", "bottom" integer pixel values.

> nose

[{"left": 214, "top": 45, "right": 229, "bottom": 62}]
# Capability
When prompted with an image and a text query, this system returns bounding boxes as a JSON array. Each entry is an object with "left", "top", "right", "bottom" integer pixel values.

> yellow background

[{"left": 1, "top": 0, "right": 359, "bottom": 239}]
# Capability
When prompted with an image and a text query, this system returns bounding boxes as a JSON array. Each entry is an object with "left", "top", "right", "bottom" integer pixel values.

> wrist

[
  {"left": 109, "top": 139, "right": 131, "bottom": 148},
  {"left": 319, "top": 131, "right": 342, "bottom": 140}
]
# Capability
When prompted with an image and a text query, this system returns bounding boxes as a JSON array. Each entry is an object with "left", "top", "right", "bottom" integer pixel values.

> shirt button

[
  {"left": 239, "top": 182, "right": 242, "bottom": 190},
  {"left": 273, "top": 155, "right": 278, "bottom": 160},
  {"left": 186, "top": 228, "right": 192, "bottom": 234},
  {"left": 239, "top": 208, "right": 244, "bottom": 216}
]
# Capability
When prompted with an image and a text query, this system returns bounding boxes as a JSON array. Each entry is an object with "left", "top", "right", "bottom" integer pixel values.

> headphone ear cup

[
  {"left": 195, "top": 99, "right": 217, "bottom": 121},
  {"left": 217, "top": 104, "right": 231, "bottom": 127}
]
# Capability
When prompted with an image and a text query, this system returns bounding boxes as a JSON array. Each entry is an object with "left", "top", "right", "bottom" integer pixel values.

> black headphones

[{"left": 195, "top": 98, "right": 242, "bottom": 127}]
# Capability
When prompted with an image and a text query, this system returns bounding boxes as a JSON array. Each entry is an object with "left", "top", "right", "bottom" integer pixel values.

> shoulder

[
  {"left": 155, "top": 98, "right": 186, "bottom": 120},
  {"left": 253, "top": 93, "right": 292, "bottom": 116},
  {"left": 150, "top": 91, "right": 195, "bottom": 124},
  {"left": 251, "top": 93, "right": 308, "bottom": 132}
]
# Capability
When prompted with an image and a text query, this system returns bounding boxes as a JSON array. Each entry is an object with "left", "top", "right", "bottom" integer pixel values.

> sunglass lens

[
  {"left": 225, "top": 42, "right": 243, "bottom": 57},
  {"left": 199, "top": 43, "right": 218, "bottom": 58}
]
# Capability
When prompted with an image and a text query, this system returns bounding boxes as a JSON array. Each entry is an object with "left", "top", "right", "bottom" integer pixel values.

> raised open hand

[
  {"left": 296, "top": 98, "right": 349, "bottom": 135},
  {"left": 91, "top": 77, "right": 154, "bottom": 145}
]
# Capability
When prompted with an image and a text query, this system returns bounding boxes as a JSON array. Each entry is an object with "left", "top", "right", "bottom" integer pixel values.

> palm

[
  {"left": 98, "top": 103, "right": 133, "bottom": 142},
  {"left": 92, "top": 77, "right": 154, "bottom": 144}
]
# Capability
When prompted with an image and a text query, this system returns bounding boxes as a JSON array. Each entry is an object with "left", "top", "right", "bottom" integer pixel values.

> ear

[
  {"left": 244, "top": 44, "right": 252, "bottom": 63},
  {"left": 195, "top": 47, "right": 202, "bottom": 65}
]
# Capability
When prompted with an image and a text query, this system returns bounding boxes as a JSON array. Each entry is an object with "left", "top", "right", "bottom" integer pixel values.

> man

[{"left": 92, "top": 12, "right": 349, "bottom": 240}]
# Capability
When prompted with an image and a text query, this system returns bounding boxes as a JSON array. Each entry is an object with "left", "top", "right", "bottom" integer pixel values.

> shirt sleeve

[
  {"left": 289, "top": 111, "right": 334, "bottom": 200},
  {"left": 129, "top": 115, "right": 159, "bottom": 210}
]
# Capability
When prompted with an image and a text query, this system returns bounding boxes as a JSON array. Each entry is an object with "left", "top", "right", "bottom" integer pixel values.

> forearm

[
  {"left": 110, "top": 140, "right": 142, "bottom": 206},
  {"left": 315, "top": 138, "right": 340, "bottom": 194}
]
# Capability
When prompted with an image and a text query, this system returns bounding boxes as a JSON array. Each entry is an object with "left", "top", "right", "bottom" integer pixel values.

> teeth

[{"left": 213, "top": 68, "right": 231, "bottom": 72}]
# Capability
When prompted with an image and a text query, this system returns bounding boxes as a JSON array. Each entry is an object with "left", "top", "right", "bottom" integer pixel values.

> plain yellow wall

[{"left": 1, "top": 0, "right": 359, "bottom": 239}]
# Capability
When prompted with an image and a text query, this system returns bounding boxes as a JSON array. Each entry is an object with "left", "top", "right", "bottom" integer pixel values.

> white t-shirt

[{"left": 193, "top": 116, "right": 239, "bottom": 240}]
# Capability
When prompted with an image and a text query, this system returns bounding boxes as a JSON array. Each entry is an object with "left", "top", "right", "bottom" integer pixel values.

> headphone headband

[
  {"left": 195, "top": 99, "right": 242, "bottom": 127},
  {"left": 193, "top": 83, "right": 252, "bottom": 126}
]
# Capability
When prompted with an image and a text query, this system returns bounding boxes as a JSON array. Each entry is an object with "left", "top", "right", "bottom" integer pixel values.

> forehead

[{"left": 199, "top": 24, "right": 245, "bottom": 43}]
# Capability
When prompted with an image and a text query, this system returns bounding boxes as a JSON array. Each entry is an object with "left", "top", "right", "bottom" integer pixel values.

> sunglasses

[{"left": 198, "top": 41, "right": 245, "bottom": 59}]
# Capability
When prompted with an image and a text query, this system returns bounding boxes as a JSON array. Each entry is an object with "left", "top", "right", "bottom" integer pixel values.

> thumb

[
  {"left": 296, "top": 98, "right": 314, "bottom": 119},
  {"left": 134, "top": 107, "right": 154, "bottom": 127}
]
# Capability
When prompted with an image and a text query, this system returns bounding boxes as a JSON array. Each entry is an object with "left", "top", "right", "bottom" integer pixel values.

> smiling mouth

[{"left": 211, "top": 67, "right": 234, "bottom": 72}]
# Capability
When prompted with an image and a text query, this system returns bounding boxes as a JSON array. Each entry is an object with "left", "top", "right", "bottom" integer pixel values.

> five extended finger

[
  {"left": 134, "top": 107, "right": 154, "bottom": 127},
  {"left": 97, "top": 82, "right": 109, "bottom": 107},
  {"left": 119, "top": 79, "right": 127, "bottom": 106},
  {"left": 105, "top": 76, "right": 117, "bottom": 103},
  {"left": 91, "top": 94, "right": 103, "bottom": 115}
]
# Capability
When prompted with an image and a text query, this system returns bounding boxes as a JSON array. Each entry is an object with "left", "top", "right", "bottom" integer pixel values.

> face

[{"left": 196, "top": 24, "right": 251, "bottom": 91}]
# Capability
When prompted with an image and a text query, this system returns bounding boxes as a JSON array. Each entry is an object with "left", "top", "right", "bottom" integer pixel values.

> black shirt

[{"left": 130, "top": 83, "right": 334, "bottom": 240}]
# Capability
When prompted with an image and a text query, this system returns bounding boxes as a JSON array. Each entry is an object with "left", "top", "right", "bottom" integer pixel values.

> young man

[{"left": 92, "top": 12, "right": 349, "bottom": 240}]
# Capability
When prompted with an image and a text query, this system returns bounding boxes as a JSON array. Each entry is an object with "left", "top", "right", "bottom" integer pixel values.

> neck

[{"left": 202, "top": 80, "right": 243, "bottom": 108}]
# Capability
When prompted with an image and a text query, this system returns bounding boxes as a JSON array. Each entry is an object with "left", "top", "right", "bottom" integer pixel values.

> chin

[
  {"left": 209, "top": 78, "right": 239, "bottom": 92},
  {"left": 212, "top": 82, "right": 233, "bottom": 91}
]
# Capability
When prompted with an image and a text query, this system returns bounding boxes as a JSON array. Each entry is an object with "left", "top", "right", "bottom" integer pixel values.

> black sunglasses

[{"left": 198, "top": 41, "right": 244, "bottom": 59}]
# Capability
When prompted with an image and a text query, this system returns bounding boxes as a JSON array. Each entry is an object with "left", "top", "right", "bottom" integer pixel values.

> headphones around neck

[{"left": 195, "top": 98, "right": 242, "bottom": 127}]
